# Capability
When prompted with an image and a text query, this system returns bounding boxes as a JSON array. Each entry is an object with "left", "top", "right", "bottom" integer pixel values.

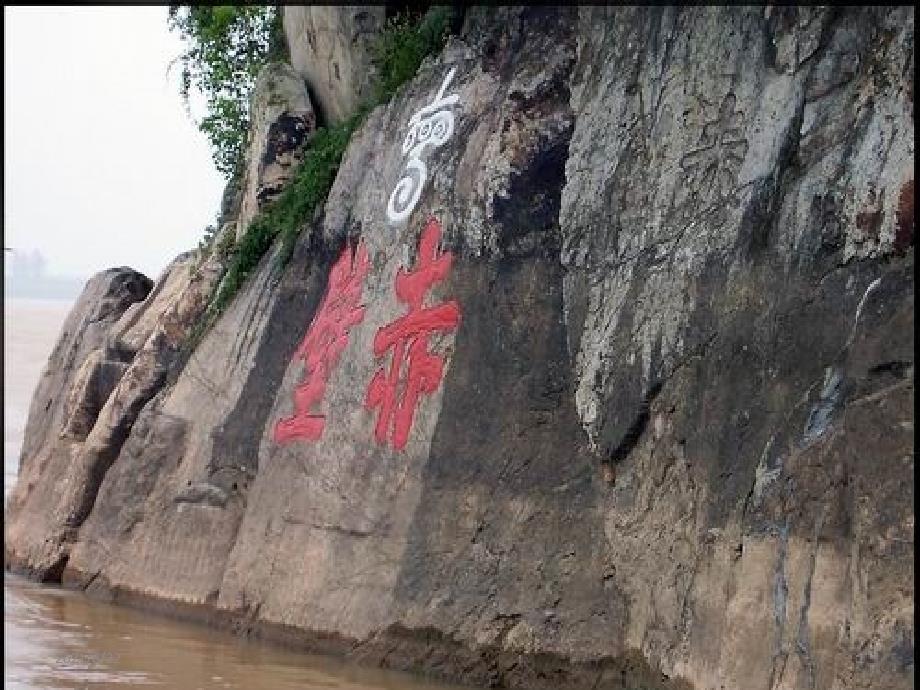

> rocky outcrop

[
  {"left": 7, "top": 267, "right": 151, "bottom": 579},
  {"left": 5, "top": 6, "right": 914, "bottom": 690},
  {"left": 282, "top": 6, "right": 385, "bottom": 124},
  {"left": 235, "top": 62, "right": 317, "bottom": 239},
  {"left": 6, "top": 237, "right": 229, "bottom": 581},
  {"left": 110, "top": 252, "right": 196, "bottom": 354}
]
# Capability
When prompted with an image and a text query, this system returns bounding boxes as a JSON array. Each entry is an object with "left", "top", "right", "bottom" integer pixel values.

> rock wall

[
  {"left": 5, "top": 7, "right": 914, "bottom": 690},
  {"left": 234, "top": 62, "right": 317, "bottom": 240},
  {"left": 282, "top": 6, "right": 385, "bottom": 125}
]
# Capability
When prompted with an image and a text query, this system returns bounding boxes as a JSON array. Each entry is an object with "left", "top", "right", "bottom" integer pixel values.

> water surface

[
  {"left": 4, "top": 297, "right": 72, "bottom": 501},
  {"left": 4, "top": 573, "right": 467, "bottom": 689}
]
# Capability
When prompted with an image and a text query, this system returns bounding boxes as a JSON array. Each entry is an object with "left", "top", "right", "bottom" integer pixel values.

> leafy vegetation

[
  {"left": 205, "top": 110, "right": 366, "bottom": 321},
  {"left": 371, "top": 7, "right": 453, "bottom": 103},
  {"left": 167, "top": 5, "right": 285, "bottom": 177},
  {"left": 177, "top": 6, "right": 457, "bottom": 344}
]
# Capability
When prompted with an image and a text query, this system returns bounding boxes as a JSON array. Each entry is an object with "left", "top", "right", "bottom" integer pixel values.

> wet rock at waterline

[{"left": 5, "top": 6, "right": 914, "bottom": 690}]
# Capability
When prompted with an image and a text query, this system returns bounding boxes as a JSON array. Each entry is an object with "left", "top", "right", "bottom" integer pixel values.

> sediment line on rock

[{"left": 57, "top": 561, "right": 694, "bottom": 690}]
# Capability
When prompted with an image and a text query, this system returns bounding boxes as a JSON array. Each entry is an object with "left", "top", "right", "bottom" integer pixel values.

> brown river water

[{"left": 4, "top": 297, "right": 467, "bottom": 690}]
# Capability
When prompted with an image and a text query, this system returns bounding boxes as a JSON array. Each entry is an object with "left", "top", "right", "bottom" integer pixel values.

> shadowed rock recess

[{"left": 5, "top": 7, "right": 914, "bottom": 690}]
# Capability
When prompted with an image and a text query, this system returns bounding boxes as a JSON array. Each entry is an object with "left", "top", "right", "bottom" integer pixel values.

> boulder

[
  {"left": 110, "top": 251, "right": 196, "bottom": 355},
  {"left": 282, "top": 6, "right": 385, "bottom": 124},
  {"left": 5, "top": 237, "right": 229, "bottom": 580},
  {"left": 235, "top": 62, "right": 317, "bottom": 240},
  {"left": 5, "top": 267, "right": 151, "bottom": 579}
]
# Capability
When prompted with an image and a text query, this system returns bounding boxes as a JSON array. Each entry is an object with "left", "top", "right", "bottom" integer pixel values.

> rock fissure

[
  {"left": 604, "top": 380, "right": 663, "bottom": 468},
  {"left": 793, "top": 511, "right": 825, "bottom": 690}
]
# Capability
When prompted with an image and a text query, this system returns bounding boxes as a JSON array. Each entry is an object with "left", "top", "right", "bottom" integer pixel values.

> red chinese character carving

[
  {"left": 366, "top": 218, "right": 461, "bottom": 450},
  {"left": 274, "top": 242, "right": 370, "bottom": 444}
]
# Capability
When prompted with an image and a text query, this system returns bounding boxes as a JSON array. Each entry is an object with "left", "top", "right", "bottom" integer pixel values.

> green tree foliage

[
  {"left": 167, "top": 5, "right": 284, "bottom": 177},
  {"left": 371, "top": 7, "right": 453, "bottom": 104}
]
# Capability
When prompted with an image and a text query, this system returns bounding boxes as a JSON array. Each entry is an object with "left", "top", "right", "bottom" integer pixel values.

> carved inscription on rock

[
  {"left": 274, "top": 219, "right": 461, "bottom": 452},
  {"left": 366, "top": 218, "right": 461, "bottom": 450},
  {"left": 386, "top": 68, "right": 461, "bottom": 224},
  {"left": 680, "top": 93, "right": 749, "bottom": 210},
  {"left": 274, "top": 242, "right": 370, "bottom": 444}
]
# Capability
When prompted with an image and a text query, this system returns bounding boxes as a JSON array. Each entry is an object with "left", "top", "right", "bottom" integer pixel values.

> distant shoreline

[
  {"left": 4, "top": 295, "right": 76, "bottom": 307},
  {"left": 5, "top": 278, "right": 86, "bottom": 301}
]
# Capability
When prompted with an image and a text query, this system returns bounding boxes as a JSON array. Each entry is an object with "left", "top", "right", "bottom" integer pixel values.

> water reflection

[{"left": 4, "top": 575, "right": 467, "bottom": 690}]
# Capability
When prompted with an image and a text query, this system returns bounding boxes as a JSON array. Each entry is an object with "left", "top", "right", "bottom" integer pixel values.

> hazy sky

[{"left": 4, "top": 6, "right": 226, "bottom": 281}]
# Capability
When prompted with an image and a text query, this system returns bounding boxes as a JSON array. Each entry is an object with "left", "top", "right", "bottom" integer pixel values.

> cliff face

[
  {"left": 282, "top": 6, "right": 385, "bottom": 124},
  {"left": 5, "top": 7, "right": 914, "bottom": 690}
]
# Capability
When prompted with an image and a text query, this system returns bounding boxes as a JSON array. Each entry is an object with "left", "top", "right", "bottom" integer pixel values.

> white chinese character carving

[{"left": 386, "top": 67, "right": 461, "bottom": 224}]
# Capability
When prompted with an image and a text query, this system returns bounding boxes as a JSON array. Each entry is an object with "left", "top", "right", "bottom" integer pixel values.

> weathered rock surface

[
  {"left": 7, "top": 267, "right": 151, "bottom": 579},
  {"left": 6, "top": 237, "right": 229, "bottom": 580},
  {"left": 235, "top": 61, "right": 317, "bottom": 239},
  {"left": 282, "top": 5, "right": 385, "bottom": 124},
  {"left": 6, "top": 7, "right": 914, "bottom": 690},
  {"left": 110, "top": 252, "right": 195, "bottom": 354}
]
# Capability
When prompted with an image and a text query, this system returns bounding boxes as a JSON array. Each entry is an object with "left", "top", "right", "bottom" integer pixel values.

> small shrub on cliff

[
  {"left": 168, "top": 5, "right": 285, "bottom": 177},
  {"left": 371, "top": 6, "right": 453, "bottom": 104},
  {"left": 196, "top": 223, "right": 219, "bottom": 254},
  {"left": 276, "top": 112, "right": 367, "bottom": 264},
  {"left": 194, "top": 7, "right": 456, "bottom": 337},
  {"left": 206, "top": 113, "right": 362, "bottom": 319}
]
